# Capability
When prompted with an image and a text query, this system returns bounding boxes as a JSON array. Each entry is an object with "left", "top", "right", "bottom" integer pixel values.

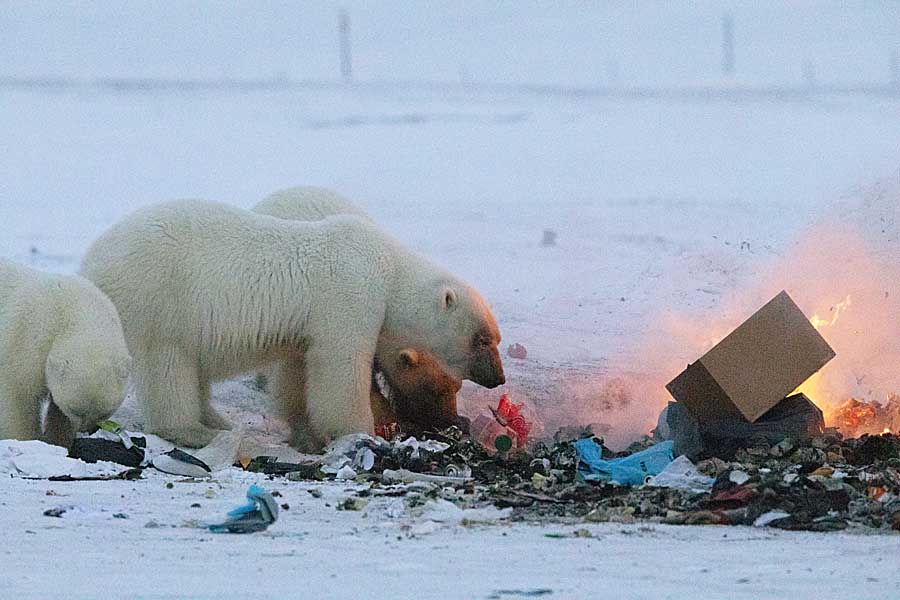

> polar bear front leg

[
  {"left": 43, "top": 401, "right": 76, "bottom": 447},
  {"left": 135, "top": 346, "right": 218, "bottom": 448},
  {"left": 304, "top": 339, "right": 377, "bottom": 443},
  {"left": 0, "top": 382, "right": 42, "bottom": 441}
]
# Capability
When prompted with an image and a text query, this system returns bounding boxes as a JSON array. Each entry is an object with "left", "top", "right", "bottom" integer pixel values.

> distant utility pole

[
  {"left": 339, "top": 9, "right": 352, "bottom": 82},
  {"left": 721, "top": 13, "right": 735, "bottom": 77},
  {"left": 892, "top": 52, "right": 900, "bottom": 87},
  {"left": 802, "top": 59, "right": 816, "bottom": 88}
]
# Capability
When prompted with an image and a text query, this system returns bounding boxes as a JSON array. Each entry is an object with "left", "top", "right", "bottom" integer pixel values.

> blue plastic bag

[
  {"left": 574, "top": 439, "right": 674, "bottom": 486},
  {"left": 209, "top": 484, "right": 279, "bottom": 533}
]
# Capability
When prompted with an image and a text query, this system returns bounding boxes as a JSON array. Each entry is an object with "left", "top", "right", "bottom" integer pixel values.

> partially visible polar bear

[
  {"left": 255, "top": 186, "right": 370, "bottom": 223},
  {"left": 81, "top": 200, "right": 504, "bottom": 448},
  {"left": 0, "top": 259, "right": 131, "bottom": 446},
  {"left": 255, "top": 187, "right": 472, "bottom": 444}
]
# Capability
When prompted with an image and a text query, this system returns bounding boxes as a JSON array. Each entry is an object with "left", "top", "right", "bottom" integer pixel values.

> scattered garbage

[
  {"left": 382, "top": 468, "right": 472, "bottom": 485},
  {"left": 419, "top": 498, "right": 512, "bottom": 525},
  {"left": 667, "top": 290, "right": 835, "bottom": 422},
  {"left": 664, "top": 291, "right": 836, "bottom": 461},
  {"left": 507, "top": 343, "right": 528, "bottom": 360},
  {"left": 70, "top": 432, "right": 146, "bottom": 468},
  {"left": 152, "top": 449, "right": 212, "bottom": 478},
  {"left": 664, "top": 393, "right": 825, "bottom": 460},
  {"left": 470, "top": 394, "right": 534, "bottom": 453},
  {"left": 575, "top": 438, "right": 674, "bottom": 485},
  {"left": 208, "top": 484, "right": 279, "bottom": 534},
  {"left": 646, "top": 455, "right": 715, "bottom": 493},
  {"left": 1, "top": 440, "right": 125, "bottom": 479}
]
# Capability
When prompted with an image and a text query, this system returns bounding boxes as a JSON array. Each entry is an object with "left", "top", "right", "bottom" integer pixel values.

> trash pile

[
  {"left": 8, "top": 288, "right": 898, "bottom": 534},
  {"left": 242, "top": 290, "right": 899, "bottom": 533},
  {"left": 252, "top": 422, "right": 900, "bottom": 532}
]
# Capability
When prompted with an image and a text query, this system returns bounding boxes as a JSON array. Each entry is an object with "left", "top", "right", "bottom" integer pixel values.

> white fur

[
  {"left": 255, "top": 186, "right": 370, "bottom": 222},
  {"left": 81, "top": 199, "right": 499, "bottom": 448},
  {"left": 0, "top": 259, "right": 130, "bottom": 445},
  {"left": 253, "top": 187, "right": 502, "bottom": 448}
]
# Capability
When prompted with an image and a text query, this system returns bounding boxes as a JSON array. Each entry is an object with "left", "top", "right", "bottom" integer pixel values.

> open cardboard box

[{"left": 667, "top": 290, "right": 835, "bottom": 423}]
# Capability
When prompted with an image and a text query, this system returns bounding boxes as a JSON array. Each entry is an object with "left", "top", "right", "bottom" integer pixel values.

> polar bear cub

[
  {"left": 0, "top": 259, "right": 131, "bottom": 446},
  {"left": 81, "top": 200, "right": 504, "bottom": 448}
]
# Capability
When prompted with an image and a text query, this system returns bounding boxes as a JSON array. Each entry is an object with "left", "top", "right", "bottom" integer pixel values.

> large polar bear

[
  {"left": 255, "top": 187, "right": 471, "bottom": 442},
  {"left": 81, "top": 200, "right": 504, "bottom": 448},
  {"left": 0, "top": 259, "right": 131, "bottom": 446}
]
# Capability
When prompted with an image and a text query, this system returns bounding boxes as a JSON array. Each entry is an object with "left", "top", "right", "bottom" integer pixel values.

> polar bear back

[
  {"left": 80, "top": 200, "right": 392, "bottom": 381},
  {"left": 255, "top": 186, "right": 370, "bottom": 222}
]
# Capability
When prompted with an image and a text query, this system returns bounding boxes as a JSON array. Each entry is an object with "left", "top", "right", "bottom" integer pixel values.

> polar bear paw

[{"left": 201, "top": 407, "right": 233, "bottom": 431}]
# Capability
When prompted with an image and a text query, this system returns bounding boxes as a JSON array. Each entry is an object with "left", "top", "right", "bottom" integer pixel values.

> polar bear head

[
  {"left": 45, "top": 336, "right": 131, "bottom": 433},
  {"left": 385, "top": 268, "right": 505, "bottom": 390},
  {"left": 381, "top": 348, "right": 466, "bottom": 433}
]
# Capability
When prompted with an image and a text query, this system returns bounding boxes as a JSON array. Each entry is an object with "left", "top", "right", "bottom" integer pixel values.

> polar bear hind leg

[
  {"left": 198, "top": 379, "right": 232, "bottom": 431},
  {"left": 270, "top": 356, "right": 323, "bottom": 452}
]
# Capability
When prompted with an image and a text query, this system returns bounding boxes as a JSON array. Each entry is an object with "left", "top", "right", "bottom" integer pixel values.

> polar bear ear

[
  {"left": 399, "top": 349, "right": 419, "bottom": 367},
  {"left": 441, "top": 287, "right": 458, "bottom": 311}
]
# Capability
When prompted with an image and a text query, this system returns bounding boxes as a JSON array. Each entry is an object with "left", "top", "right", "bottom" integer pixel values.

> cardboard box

[{"left": 666, "top": 291, "right": 836, "bottom": 423}]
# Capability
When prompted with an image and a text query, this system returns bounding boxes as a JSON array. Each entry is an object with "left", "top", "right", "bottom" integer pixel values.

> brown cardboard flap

[{"left": 667, "top": 291, "right": 836, "bottom": 423}]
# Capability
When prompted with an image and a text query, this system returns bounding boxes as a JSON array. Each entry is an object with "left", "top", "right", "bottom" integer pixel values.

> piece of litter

[
  {"left": 575, "top": 439, "right": 674, "bottom": 486},
  {"left": 729, "top": 470, "right": 750, "bottom": 485},
  {"left": 152, "top": 449, "right": 211, "bottom": 478},
  {"left": 754, "top": 510, "right": 791, "bottom": 527},
  {"left": 646, "top": 455, "right": 715, "bottom": 493},
  {"left": 208, "top": 484, "right": 279, "bottom": 534},
  {"left": 336, "top": 465, "right": 357, "bottom": 480},
  {"left": 382, "top": 468, "right": 472, "bottom": 485}
]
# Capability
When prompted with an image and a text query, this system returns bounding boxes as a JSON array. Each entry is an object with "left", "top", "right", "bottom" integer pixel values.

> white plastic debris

[
  {"left": 645, "top": 455, "right": 715, "bottom": 493},
  {"left": 382, "top": 468, "right": 472, "bottom": 485},
  {"left": 151, "top": 449, "right": 211, "bottom": 478},
  {"left": 729, "top": 470, "right": 750, "bottom": 485},
  {"left": 395, "top": 437, "right": 449, "bottom": 460},
  {"left": 0, "top": 440, "right": 122, "bottom": 479},
  {"left": 193, "top": 430, "right": 244, "bottom": 472},
  {"left": 336, "top": 465, "right": 358, "bottom": 480},
  {"left": 320, "top": 433, "right": 389, "bottom": 474},
  {"left": 419, "top": 499, "right": 512, "bottom": 525},
  {"left": 353, "top": 447, "right": 376, "bottom": 472},
  {"left": 753, "top": 510, "right": 791, "bottom": 527}
]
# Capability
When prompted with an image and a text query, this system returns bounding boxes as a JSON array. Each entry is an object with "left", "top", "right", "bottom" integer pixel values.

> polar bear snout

[{"left": 467, "top": 335, "right": 505, "bottom": 389}]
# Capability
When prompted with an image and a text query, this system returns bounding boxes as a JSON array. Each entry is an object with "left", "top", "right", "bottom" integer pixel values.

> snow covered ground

[
  {"left": 3, "top": 468, "right": 900, "bottom": 600},
  {"left": 2, "top": 3, "right": 900, "bottom": 598}
]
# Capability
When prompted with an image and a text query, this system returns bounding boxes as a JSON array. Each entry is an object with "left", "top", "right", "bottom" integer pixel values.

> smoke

[
  {"left": 460, "top": 179, "right": 899, "bottom": 449},
  {"left": 600, "top": 178, "right": 900, "bottom": 445}
]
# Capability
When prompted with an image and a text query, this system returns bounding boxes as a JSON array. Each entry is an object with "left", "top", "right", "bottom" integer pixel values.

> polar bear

[
  {"left": 275, "top": 344, "right": 465, "bottom": 446},
  {"left": 81, "top": 200, "right": 504, "bottom": 448},
  {"left": 255, "top": 187, "right": 471, "bottom": 443},
  {"left": 0, "top": 259, "right": 131, "bottom": 446}
]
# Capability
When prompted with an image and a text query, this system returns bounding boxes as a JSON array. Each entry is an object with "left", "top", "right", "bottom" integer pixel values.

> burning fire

[{"left": 808, "top": 295, "right": 852, "bottom": 329}]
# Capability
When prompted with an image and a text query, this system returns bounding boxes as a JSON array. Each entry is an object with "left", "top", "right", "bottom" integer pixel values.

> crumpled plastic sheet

[
  {"left": 645, "top": 454, "right": 715, "bottom": 493},
  {"left": 208, "top": 484, "right": 279, "bottom": 534},
  {"left": 321, "top": 433, "right": 449, "bottom": 474},
  {"left": 574, "top": 439, "right": 674, "bottom": 486},
  {"left": 0, "top": 440, "right": 123, "bottom": 479}
]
